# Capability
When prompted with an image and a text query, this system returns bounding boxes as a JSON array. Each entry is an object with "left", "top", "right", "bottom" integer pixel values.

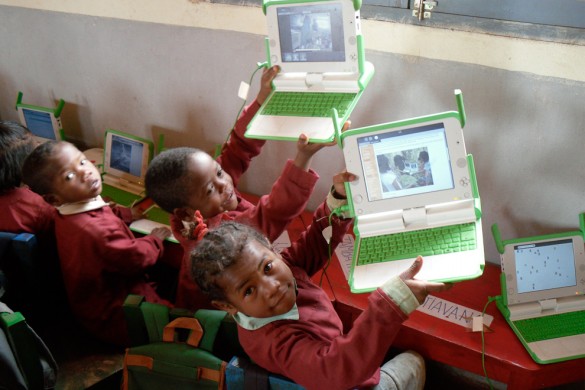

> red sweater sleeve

[
  {"left": 217, "top": 100, "right": 264, "bottom": 187},
  {"left": 231, "top": 160, "right": 319, "bottom": 242}
]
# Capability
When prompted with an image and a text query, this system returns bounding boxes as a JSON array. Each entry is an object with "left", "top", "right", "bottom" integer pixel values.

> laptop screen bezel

[
  {"left": 16, "top": 105, "right": 63, "bottom": 142},
  {"left": 266, "top": 0, "right": 360, "bottom": 74},
  {"left": 502, "top": 234, "right": 585, "bottom": 305},
  {"left": 341, "top": 115, "right": 471, "bottom": 216},
  {"left": 103, "top": 130, "right": 152, "bottom": 186}
]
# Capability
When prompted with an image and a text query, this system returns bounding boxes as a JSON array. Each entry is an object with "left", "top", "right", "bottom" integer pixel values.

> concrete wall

[{"left": 0, "top": 1, "right": 583, "bottom": 264}]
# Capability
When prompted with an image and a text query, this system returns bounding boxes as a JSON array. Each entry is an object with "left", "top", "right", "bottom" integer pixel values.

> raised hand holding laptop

[{"left": 245, "top": 0, "right": 374, "bottom": 143}]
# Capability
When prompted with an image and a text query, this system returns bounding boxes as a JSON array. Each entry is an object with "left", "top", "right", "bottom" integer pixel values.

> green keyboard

[
  {"left": 357, "top": 222, "right": 477, "bottom": 265},
  {"left": 514, "top": 311, "right": 585, "bottom": 343},
  {"left": 145, "top": 206, "right": 171, "bottom": 225},
  {"left": 262, "top": 92, "right": 356, "bottom": 118},
  {"left": 101, "top": 184, "right": 144, "bottom": 207}
]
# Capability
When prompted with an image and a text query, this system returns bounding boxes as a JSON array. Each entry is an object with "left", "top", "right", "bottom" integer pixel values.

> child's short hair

[
  {"left": 0, "top": 120, "right": 36, "bottom": 193},
  {"left": 145, "top": 147, "right": 204, "bottom": 213},
  {"left": 190, "top": 221, "right": 271, "bottom": 302},
  {"left": 21, "top": 140, "right": 63, "bottom": 196}
]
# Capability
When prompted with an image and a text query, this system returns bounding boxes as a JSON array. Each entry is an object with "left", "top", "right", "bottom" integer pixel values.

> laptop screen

[
  {"left": 277, "top": 3, "right": 345, "bottom": 63},
  {"left": 357, "top": 123, "right": 455, "bottom": 202},
  {"left": 103, "top": 130, "right": 152, "bottom": 186},
  {"left": 514, "top": 239, "right": 577, "bottom": 294},
  {"left": 18, "top": 107, "right": 62, "bottom": 141},
  {"left": 502, "top": 234, "right": 585, "bottom": 305}
]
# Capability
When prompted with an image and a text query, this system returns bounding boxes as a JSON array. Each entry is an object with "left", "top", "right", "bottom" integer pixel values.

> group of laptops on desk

[{"left": 15, "top": 93, "right": 176, "bottom": 243}]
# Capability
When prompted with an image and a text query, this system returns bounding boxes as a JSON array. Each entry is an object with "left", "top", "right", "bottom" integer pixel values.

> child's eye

[
  {"left": 217, "top": 168, "right": 223, "bottom": 177},
  {"left": 65, "top": 172, "right": 75, "bottom": 181},
  {"left": 244, "top": 287, "right": 254, "bottom": 297},
  {"left": 264, "top": 262, "right": 273, "bottom": 274},
  {"left": 206, "top": 185, "right": 215, "bottom": 196},
  {"left": 80, "top": 159, "right": 87, "bottom": 165}
]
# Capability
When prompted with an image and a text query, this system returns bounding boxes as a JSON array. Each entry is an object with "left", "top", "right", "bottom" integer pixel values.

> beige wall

[{"left": 0, "top": 1, "right": 584, "bottom": 266}]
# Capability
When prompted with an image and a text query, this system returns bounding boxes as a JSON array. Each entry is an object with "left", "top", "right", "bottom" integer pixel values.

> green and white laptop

[
  {"left": 337, "top": 90, "right": 484, "bottom": 293},
  {"left": 15, "top": 91, "right": 66, "bottom": 143},
  {"left": 492, "top": 214, "right": 585, "bottom": 364},
  {"left": 245, "top": 0, "right": 374, "bottom": 143},
  {"left": 100, "top": 129, "right": 177, "bottom": 243}
]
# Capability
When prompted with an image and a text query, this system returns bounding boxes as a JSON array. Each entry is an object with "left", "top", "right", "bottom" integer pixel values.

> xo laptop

[
  {"left": 492, "top": 214, "right": 585, "bottom": 364},
  {"left": 15, "top": 92, "right": 66, "bottom": 143},
  {"left": 100, "top": 129, "right": 176, "bottom": 243},
  {"left": 245, "top": 0, "right": 374, "bottom": 143},
  {"left": 338, "top": 90, "right": 484, "bottom": 293}
]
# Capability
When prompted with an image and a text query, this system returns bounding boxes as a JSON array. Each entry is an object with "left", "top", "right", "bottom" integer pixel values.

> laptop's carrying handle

[{"left": 454, "top": 89, "right": 466, "bottom": 128}]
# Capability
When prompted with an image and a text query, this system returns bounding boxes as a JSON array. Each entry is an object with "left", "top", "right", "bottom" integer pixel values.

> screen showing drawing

[
  {"left": 22, "top": 108, "right": 57, "bottom": 140},
  {"left": 110, "top": 135, "right": 145, "bottom": 177},
  {"left": 357, "top": 123, "right": 455, "bottom": 202},
  {"left": 277, "top": 3, "right": 345, "bottom": 63},
  {"left": 514, "top": 239, "right": 577, "bottom": 294}
]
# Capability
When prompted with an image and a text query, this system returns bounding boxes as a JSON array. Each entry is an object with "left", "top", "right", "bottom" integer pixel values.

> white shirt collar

[{"left": 57, "top": 195, "right": 108, "bottom": 215}]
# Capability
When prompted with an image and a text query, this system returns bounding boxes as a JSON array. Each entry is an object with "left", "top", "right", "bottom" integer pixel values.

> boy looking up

[{"left": 22, "top": 141, "right": 171, "bottom": 346}]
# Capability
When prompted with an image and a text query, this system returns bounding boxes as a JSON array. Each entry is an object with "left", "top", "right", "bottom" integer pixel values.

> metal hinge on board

[{"left": 413, "top": 0, "right": 437, "bottom": 21}]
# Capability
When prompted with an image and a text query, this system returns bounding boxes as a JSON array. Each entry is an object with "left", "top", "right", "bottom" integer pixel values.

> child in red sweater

[
  {"left": 22, "top": 141, "right": 171, "bottom": 346},
  {"left": 0, "top": 120, "right": 56, "bottom": 234},
  {"left": 145, "top": 65, "right": 342, "bottom": 311},
  {"left": 190, "top": 172, "right": 450, "bottom": 390}
]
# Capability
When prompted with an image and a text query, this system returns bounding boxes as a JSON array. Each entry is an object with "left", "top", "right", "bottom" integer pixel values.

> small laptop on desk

[
  {"left": 337, "top": 90, "right": 485, "bottom": 293},
  {"left": 15, "top": 92, "right": 66, "bottom": 143},
  {"left": 492, "top": 215, "right": 585, "bottom": 364},
  {"left": 245, "top": 0, "right": 374, "bottom": 143},
  {"left": 100, "top": 129, "right": 177, "bottom": 243}
]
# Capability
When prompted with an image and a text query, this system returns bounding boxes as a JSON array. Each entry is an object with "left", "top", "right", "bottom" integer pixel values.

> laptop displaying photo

[
  {"left": 15, "top": 92, "right": 66, "bottom": 143},
  {"left": 245, "top": 0, "right": 374, "bottom": 143},
  {"left": 492, "top": 215, "right": 585, "bottom": 364},
  {"left": 337, "top": 90, "right": 484, "bottom": 293},
  {"left": 101, "top": 129, "right": 153, "bottom": 207},
  {"left": 100, "top": 130, "right": 177, "bottom": 243}
]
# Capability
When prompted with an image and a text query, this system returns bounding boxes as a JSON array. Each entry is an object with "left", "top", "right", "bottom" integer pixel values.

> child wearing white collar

[{"left": 22, "top": 141, "right": 171, "bottom": 346}]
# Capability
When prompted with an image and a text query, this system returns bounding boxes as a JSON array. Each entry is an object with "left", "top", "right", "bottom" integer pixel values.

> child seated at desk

[
  {"left": 145, "top": 65, "right": 341, "bottom": 311},
  {"left": 190, "top": 171, "right": 450, "bottom": 390},
  {"left": 0, "top": 120, "right": 56, "bottom": 234},
  {"left": 22, "top": 141, "right": 171, "bottom": 346}
]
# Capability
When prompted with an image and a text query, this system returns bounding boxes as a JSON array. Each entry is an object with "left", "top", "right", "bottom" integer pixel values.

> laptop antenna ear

[
  {"left": 491, "top": 223, "right": 505, "bottom": 254},
  {"left": 454, "top": 89, "right": 466, "bottom": 128}
]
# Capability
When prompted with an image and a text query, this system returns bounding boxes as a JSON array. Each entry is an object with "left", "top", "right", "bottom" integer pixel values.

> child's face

[
  {"left": 213, "top": 240, "right": 297, "bottom": 318},
  {"left": 179, "top": 151, "right": 238, "bottom": 220},
  {"left": 47, "top": 143, "right": 102, "bottom": 205}
]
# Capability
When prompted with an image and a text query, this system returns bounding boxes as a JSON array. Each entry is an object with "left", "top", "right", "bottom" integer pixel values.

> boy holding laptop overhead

[
  {"left": 22, "top": 141, "right": 171, "bottom": 347},
  {"left": 145, "top": 64, "right": 343, "bottom": 311}
]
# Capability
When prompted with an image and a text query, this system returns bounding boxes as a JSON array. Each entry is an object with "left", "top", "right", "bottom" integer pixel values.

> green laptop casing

[{"left": 15, "top": 91, "right": 67, "bottom": 141}]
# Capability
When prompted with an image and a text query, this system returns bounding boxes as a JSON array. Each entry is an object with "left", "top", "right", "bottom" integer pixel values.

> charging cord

[
  {"left": 481, "top": 296, "right": 498, "bottom": 390},
  {"left": 318, "top": 204, "right": 350, "bottom": 287},
  {"left": 214, "top": 62, "right": 268, "bottom": 159}
]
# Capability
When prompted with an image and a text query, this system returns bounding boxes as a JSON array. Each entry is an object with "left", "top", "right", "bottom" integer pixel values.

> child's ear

[
  {"left": 173, "top": 207, "right": 195, "bottom": 222},
  {"left": 212, "top": 300, "right": 238, "bottom": 316}
]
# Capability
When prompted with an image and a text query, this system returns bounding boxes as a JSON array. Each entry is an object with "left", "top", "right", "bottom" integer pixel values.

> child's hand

[
  {"left": 332, "top": 170, "right": 357, "bottom": 198},
  {"left": 130, "top": 206, "right": 146, "bottom": 221},
  {"left": 149, "top": 226, "right": 171, "bottom": 241},
  {"left": 257, "top": 65, "right": 280, "bottom": 105},
  {"left": 400, "top": 256, "right": 452, "bottom": 304},
  {"left": 293, "top": 133, "right": 338, "bottom": 171}
]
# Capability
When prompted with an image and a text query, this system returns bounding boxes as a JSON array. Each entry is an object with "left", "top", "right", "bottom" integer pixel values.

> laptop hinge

[{"left": 273, "top": 72, "right": 361, "bottom": 92}]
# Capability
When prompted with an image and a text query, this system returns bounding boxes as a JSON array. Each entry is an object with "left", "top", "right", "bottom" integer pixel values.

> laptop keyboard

[
  {"left": 357, "top": 222, "right": 477, "bottom": 265},
  {"left": 514, "top": 311, "right": 585, "bottom": 343},
  {"left": 262, "top": 92, "right": 356, "bottom": 118}
]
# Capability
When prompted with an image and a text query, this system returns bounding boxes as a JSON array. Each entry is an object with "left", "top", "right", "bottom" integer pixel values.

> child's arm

[
  {"left": 279, "top": 171, "right": 357, "bottom": 276},
  {"left": 217, "top": 66, "right": 279, "bottom": 186}
]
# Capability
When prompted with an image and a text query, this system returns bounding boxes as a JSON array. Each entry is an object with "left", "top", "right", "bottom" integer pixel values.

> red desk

[{"left": 323, "top": 257, "right": 585, "bottom": 389}]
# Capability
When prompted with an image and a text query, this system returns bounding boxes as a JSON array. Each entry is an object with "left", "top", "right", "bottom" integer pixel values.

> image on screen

[
  {"left": 277, "top": 3, "right": 345, "bottom": 63},
  {"left": 514, "top": 239, "right": 577, "bottom": 294},
  {"left": 357, "top": 123, "right": 455, "bottom": 202},
  {"left": 110, "top": 135, "right": 145, "bottom": 178},
  {"left": 22, "top": 109, "right": 56, "bottom": 140}
]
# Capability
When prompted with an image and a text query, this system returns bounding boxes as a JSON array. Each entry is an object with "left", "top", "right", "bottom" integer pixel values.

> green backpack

[{"left": 122, "top": 295, "right": 243, "bottom": 390}]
